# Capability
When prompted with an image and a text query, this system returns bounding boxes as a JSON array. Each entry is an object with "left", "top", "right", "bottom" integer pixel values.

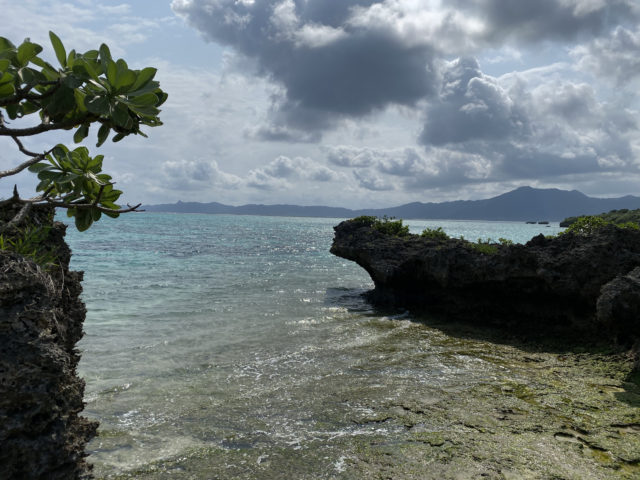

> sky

[{"left": 1, "top": 0, "right": 639, "bottom": 208}]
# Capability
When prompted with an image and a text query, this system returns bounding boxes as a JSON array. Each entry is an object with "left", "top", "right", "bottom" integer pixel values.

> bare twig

[
  {"left": 0, "top": 138, "right": 53, "bottom": 179},
  {"left": 11, "top": 136, "right": 44, "bottom": 158}
]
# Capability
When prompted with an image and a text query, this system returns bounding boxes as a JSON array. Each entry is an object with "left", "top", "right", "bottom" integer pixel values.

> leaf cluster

[
  {"left": 28, "top": 144, "right": 122, "bottom": 230},
  {"left": 0, "top": 225, "right": 57, "bottom": 267},
  {"left": 0, "top": 32, "right": 166, "bottom": 145},
  {"left": 0, "top": 32, "right": 167, "bottom": 231},
  {"left": 350, "top": 215, "right": 410, "bottom": 237},
  {"left": 420, "top": 226, "right": 449, "bottom": 241},
  {"left": 561, "top": 215, "right": 640, "bottom": 236}
]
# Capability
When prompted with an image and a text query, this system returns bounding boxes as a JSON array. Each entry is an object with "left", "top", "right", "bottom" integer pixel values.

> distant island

[{"left": 144, "top": 186, "right": 640, "bottom": 222}]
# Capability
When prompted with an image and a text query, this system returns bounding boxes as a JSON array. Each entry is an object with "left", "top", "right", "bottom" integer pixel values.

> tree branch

[
  {"left": 0, "top": 81, "right": 61, "bottom": 107},
  {"left": 0, "top": 137, "right": 52, "bottom": 179},
  {"left": 0, "top": 114, "right": 93, "bottom": 137},
  {"left": 44, "top": 199, "right": 144, "bottom": 214}
]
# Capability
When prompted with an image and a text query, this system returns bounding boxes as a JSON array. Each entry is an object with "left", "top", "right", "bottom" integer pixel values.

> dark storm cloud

[
  {"left": 420, "top": 57, "right": 529, "bottom": 146},
  {"left": 454, "top": 0, "right": 639, "bottom": 44},
  {"left": 413, "top": 57, "right": 639, "bottom": 189},
  {"left": 172, "top": 0, "right": 438, "bottom": 138}
]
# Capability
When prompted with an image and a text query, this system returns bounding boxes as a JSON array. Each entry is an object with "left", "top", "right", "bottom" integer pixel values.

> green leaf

[
  {"left": 73, "top": 89, "right": 88, "bottom": 113},
  {"left": 31, "top": 56, "right": 58, "bottom": 76},
  {"left": 127, "top": 104, "right": 160, "bottom": 117},
  {"left": 16, "top": 40, "right": 42, "bottom": 67},
  {"left": 85, "top": 94, "right": 110, "bottom": 115},
  {"left": 128, "top": 92, "right": 159, "bottom": 106},
  {"left": 156, "top": 91, "right": 168, "bottom": 107},
  {"left": 105, "top": 59, "right": 117, "bottom": 86},
  {"left": 0, "top": 37, "right": 16, "bottom": 53},
  {"left": 74, "top": 209, "right": 93, "bottom": 232},
  {"left": 126, "top": 80, "right": 160, "bottom": 97},
  {"left": 97, "top": 123, "right": 110, "bottom": 147},
  {"left": 0, "top": 58, "right": 11, "bottom": 73},
  {"left": 99, "top": 43, "right": 112, "bottom": 73},
  {"left": 62, "top": 74, "right": 83, "bottom": 89},
  {"left": 73, "top": 123, "right": 89, "bottom": 143},
  {"left": 49, "top": 31, "right": 66, "bottom": 68},
  {"left": 28, "top": 163, "right": 52, "bottom": 173},
  {"left": 75, "top": 59, "right": 100, "bottom": 82},
  {"left": 43, "top": 85, "right": 76, "bottom": 117},
  {"left": 111, "top": 101, "right": 130, "bottom": 128},
  {"left": 129, "top": 67, "right": 156, "bottom": 92},
  {"left": 18, "top": 66, "right": 45, "bottom": 85},
  {"left": 20, "top": 100, "right": 40, "bottom": 116},
  {"left": 0, "top": 71, "right": 14, "bottom": 86},
  {"left": 0, "top": 82, "right": 14, "bottom": 96},
  {"left": 5, "top": 104, "right": 18, "bottom": 119},
  {"left": 67, "top": 49, "right": 76, "bottom": 69}
]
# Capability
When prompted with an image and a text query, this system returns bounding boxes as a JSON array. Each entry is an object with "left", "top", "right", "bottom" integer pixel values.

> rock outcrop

[
  {"left": 0, "top": 204, "right": 97, "bottom": 479},
  {"left": 331, "top": 218, "right": 640, "bottom": 342}
]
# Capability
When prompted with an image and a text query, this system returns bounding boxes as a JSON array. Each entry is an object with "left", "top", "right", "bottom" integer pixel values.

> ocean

[{"left": 67, "top": 215, "right": 638, "bottom": 479}]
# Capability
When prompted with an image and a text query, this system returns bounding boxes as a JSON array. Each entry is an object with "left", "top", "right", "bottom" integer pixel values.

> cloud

[
  {"left": 420, "top": 57, "right": 529, "bottom": 146},
  {"left": 353, "top": 169, "right": 395, "bottom": 191},
  {"left": 572, "top": 25, "right": 640, "bottom": 85},
  {"left": 171, "top": 0, "right": 639, "bottom": 142},
  {"left": 160, "top": 159, "right": 242, "bottom": 191},
  {"left": 414, "top": 56, "right": 638, "bottom": 187},
  {"left": 246, "top": 155, "right": 341, "bottom": 190},
  {"left": 453, "top": 0, "right": 640, "bottom": 44},
  {"left": 172, "top": 0, "right": 438, "bottom": 138}
]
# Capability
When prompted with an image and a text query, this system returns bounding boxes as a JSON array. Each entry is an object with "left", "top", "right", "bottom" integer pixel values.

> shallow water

[{"left": 67, "top": 215, "right": 639, "bottom": 479}]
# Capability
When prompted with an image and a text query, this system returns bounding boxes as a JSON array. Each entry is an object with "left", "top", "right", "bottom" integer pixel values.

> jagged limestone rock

[
  {"left": 0, "top": 205, "right": 97, "bottom": 479},
  {"left": 331, "top": 219, "right": 640, "bottom": 342}
]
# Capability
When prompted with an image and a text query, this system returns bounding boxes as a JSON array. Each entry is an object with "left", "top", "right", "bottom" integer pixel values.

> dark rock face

[
  {"left": 0, "top": 205, "right": 97, "bottom": 479},
  {"left": 331, "top": 219, "right": 640, "bottom": 341},
  {"left": 597, "top": 267, "right": 640, "bottom": 342}
]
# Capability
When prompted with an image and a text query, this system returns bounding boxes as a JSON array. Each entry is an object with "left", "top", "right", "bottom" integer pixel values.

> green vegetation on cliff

[
  {"left": 560, "top": 209, "right": 640, "bottom": 228},
  {"left": 559, "top": 215, "right": 640, "bottom": 236},
  {"left": 352, "top": 215, "right": 410, "bottom": 237}
]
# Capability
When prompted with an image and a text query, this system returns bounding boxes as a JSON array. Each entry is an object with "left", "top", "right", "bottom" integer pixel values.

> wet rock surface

[
  {"left": 331, "top": 219, "right": 640, "bottom": 342},
  {"left": 0, "top": 204, "right": 97, "bottom": 479}
]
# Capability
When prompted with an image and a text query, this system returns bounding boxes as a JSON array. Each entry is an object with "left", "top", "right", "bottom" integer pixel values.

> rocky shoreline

[
  {"left": 0, "top": 203, "right": 96, "bottom": 479},
  {"left": 331, "top": 217, "right": 640, "bottom": 346}
]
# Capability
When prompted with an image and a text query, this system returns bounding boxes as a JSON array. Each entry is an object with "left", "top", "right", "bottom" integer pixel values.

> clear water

[{"left": 67, "top": 215, "right": 564, "bottom": 477}]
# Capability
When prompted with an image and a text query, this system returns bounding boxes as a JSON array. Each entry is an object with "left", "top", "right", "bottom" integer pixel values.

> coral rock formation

[
  {"left": 331, "top": 219, "right": 640, "bottom": 342},
  {"left": 0, "top": 204, "right": 97, "bottom": 479}
]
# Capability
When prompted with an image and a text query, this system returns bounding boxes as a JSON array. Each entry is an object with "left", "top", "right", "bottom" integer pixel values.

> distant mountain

[{"left": 144, "top": 187, "right": 640, "bottom": 222}]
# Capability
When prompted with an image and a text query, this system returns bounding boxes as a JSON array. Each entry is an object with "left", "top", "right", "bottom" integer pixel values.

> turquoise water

[{"left": 67, "top": 214, "right": 564, "bottom": 477}]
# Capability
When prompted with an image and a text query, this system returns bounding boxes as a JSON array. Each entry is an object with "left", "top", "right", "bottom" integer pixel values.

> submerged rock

[
  {"left": 0, "top": 204, "right": 97, "bottom": 479},
  {"left": 331, "top": 219, "right": 640, "bottom": 342}
]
